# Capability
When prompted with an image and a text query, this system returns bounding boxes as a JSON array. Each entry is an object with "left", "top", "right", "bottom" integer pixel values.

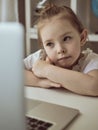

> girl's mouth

[{"left": 58, "top": 56, "right": 71, "bottom": 61}]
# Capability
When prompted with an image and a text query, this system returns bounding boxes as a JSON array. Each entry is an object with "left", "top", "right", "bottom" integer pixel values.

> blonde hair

[{"left": 37, "top": 4, "right": 85, "bottom": 44}]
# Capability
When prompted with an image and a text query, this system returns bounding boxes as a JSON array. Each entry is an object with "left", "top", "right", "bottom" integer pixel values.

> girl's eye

[
  {"left": 63, "top": 36, "right": 71, "bottom": 42},
  {"left": 46, "top": 42, "right": 54, "bottom": 47}
]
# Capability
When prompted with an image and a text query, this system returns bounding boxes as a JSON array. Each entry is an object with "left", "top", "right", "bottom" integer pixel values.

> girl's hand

[
  {"left": 32, "top": 60, "right": 50, "bottom": 78},
  {"left": 32, "top": 56, "right": 54, "bottom": 78},
  {"left": 25, "top": 69, "right": 61, "bottom": 88},
  {"left": 38, "top": 78, "right": 61, "bottom": 88},
  {"left": 45, "top": 56, "right": 52, "bottom": 64}
]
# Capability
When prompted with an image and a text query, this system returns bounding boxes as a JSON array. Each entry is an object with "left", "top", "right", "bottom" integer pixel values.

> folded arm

[
  {"left": 33, "top": 60, "right": 98, "bottom": 96},
  {"left": 24, "top": 69, "right": 61, "bottom": 88}
]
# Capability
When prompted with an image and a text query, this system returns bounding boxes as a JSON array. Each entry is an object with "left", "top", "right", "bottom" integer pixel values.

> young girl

[{"left": 24, "top": 4, "right": 98, "bottom": 96}]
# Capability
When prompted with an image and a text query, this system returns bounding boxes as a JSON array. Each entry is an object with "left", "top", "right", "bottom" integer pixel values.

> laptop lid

[{"left": 0, "top": 22, "right": 26, "bottom": 130}]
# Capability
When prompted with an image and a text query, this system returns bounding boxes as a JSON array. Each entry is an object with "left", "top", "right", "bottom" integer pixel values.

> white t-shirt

[{"left": 24, "top": 48, "right": 98, "bottom": 73}]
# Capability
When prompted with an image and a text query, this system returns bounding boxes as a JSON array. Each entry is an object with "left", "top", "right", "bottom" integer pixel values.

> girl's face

[{"left": 40, "top": 16, "right": 86, "bottom": 68}]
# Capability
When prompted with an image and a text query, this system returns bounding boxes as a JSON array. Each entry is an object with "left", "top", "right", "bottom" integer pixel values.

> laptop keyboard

[{"left": 26, "top": 116, "right": 53, "bottom": 130}]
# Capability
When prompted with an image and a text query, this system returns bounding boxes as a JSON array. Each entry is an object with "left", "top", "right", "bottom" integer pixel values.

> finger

[
  {"left": 39, "top": 49, "right": 47, "bottom": 60},
  {"left": 46, "top": 57, "right": 52, "bottom": 64},
  {"left": 50, "top": 82, "right": 61, "bottom": 88}
]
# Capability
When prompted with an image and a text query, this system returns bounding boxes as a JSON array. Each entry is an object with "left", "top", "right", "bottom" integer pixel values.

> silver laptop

[
  {"left": 26, "top": 98, "right": 79, "bottom": 130},
  {"left": 0, "top": 22, "right": 79, "bottom": 130},
  {"left": 0, "top": 22, "right": 26, "bottom": 130}
]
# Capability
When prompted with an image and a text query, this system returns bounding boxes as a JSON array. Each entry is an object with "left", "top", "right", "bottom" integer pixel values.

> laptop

[
  {"left": 26, "top": 98, "right": 79, "bottom": 130},
  {"left": 0, "top": 22, "right": 79, "bottom": 130}
]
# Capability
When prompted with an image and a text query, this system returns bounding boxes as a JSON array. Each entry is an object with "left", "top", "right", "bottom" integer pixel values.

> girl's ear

[{"left": 80, "top": 29, "right": 88, "bottom": 46}]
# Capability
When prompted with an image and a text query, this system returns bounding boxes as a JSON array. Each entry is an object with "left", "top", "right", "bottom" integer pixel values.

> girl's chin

[{"left": 56, "top": 64, "right": 72, "bottom": 69}]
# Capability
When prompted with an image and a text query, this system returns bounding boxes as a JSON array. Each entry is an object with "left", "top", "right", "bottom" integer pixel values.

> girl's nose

[{"left": 57, "top": 44, "right": 66, "bottom": 54}]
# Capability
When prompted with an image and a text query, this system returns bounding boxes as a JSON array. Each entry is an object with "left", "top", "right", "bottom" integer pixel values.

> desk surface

[{"left": 25, "top": 86, "right": 98, "bottom": 130}]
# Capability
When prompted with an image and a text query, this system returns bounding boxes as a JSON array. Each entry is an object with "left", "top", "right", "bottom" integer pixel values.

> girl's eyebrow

[
  {"left": 44, "top": 39, "right": 54, "bottom": 44},
  {"left": 60, "top": 32, "right": 72, "bottom": 37},
  {"left": 43, "top": 32, "right": 72, "bottom": 43}
]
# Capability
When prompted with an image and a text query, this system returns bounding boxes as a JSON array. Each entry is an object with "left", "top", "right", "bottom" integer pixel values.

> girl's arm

[
  {"left": 33, "top": 60, "right": 98, "bottom": 96},
  {"left": 24, "top": 69, "right": 61, "bottom": 88}
]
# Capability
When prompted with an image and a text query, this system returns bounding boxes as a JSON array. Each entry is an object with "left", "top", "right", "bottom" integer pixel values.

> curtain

[{"left": 0, "top": 0, "right": 18, "bottom": 22}]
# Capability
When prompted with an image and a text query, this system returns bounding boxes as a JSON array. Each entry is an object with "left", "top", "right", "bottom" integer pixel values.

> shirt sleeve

[
  {"left": 83, "top": 53, "right": 98, "bottom": 73},
  {"left": 23, "top": 49, "right": 41, "bottom": 70}
]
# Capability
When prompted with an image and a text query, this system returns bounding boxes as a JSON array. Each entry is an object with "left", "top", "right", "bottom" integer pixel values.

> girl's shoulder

[
  {"left": 73, "top": 48, "right": 98, "bottom": 73},
  {"left": 81, "top": 48, "right": 98, "bottom": 73},
  {"left": 82, "top": 48, "right": 98, "bottom": 73},
  {"left": 24, "top": 49, "right": 43, "bottom": 70},
  {"left": 25, "top": 49, "right": 46, "bottom": 60},
  {"left": 82, "top": 48, "right": 98, "bottom": 61}
]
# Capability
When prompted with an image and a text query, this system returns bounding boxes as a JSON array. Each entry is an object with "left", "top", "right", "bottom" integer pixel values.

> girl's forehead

[
  {"left": 43, "top": 14, "right": 67, "bottom": 23},
  {"left": 39, "top": 17, "right": 81, "bottom": 42},
  {"left": 39, "top": 13, "right": 74, "bottom": 32},
  {"left": 40, "top": 17, "right": 73, "bottom": 32},
  {"left": 39, "top": 14, "right": 64, "bottom": 26},
  {"left": 40, "top": 19, "right": 75, "bottom": 40}
]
